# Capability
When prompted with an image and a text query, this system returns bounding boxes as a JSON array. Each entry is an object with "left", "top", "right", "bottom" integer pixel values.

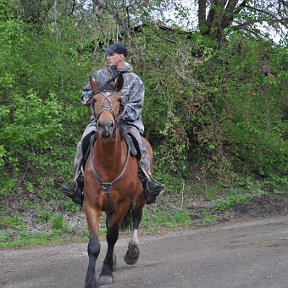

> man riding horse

[{"left": 63, "top": 43, "right": 163, "bottom": 205}]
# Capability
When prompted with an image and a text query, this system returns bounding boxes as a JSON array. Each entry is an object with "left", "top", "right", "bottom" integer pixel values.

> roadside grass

[
  {"left": 0, "top": 224, "right": 112, "bottom": 249},
  {"left": 0, "top": 175, "right": 287, "bottom": 249},
  {"left": 211, "top": 188, "right": 267, "bottom": 211},
  {"left": 0, "top": 230, "right": 85, "bottom": 249},
  {"left": 199, "top": 210, "right": 219, "bottom": 224},
  {"left": 0, "top": 215, "right": 85, "bottom": 249},
  {"left": 141, "top": 207, "right": 192, "bottom": 233}
]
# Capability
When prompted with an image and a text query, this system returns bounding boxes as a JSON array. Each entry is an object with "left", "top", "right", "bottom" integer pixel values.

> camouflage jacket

[{"left": 81, "top": 63, "right": 145, "bottom": 134}]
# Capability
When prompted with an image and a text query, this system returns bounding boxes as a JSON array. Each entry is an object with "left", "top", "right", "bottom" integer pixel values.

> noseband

[{"left": 93, "top": 91, "right": 121, "bottom": 123}]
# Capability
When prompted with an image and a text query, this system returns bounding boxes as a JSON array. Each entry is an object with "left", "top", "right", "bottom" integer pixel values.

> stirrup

[
  {"left": 62, "top": 183, "right": 84, "bottom": 206},
  {"left": 139, "top": 166, "right": 164, "bottom": 204},
  {"left": 144, "top": 178, "right": 164, "bottom": 204}
]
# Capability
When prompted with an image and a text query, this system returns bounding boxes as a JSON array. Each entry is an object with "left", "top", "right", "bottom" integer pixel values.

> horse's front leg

[
  {"left": 99, "top": 219, "right": 119, "bottom": 285},
  {"left": 85, "top": 232, "right": 101, "bottom": 288},
  {"left": 85, "top": 206, "right": 101, "bottom": 288}
]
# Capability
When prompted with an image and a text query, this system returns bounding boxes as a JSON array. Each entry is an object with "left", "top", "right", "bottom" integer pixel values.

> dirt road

[{"left": 1, "top": 215, "right": 288, "bottom": 288}]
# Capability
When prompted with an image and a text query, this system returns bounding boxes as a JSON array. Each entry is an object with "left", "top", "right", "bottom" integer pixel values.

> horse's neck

[{"left": 94, "top": 130, "right": 126, "bottom": 170}]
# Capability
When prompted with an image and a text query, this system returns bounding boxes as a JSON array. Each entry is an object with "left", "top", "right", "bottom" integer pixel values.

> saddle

[
  {"left": 81, "top": 131, "right": 163, "bottom": 204},
  {"left": 82, "top": 130, "right": 141, "bottom": 170},
  {"left": 122, "top": 132, "right": 141, "bottom": 160}
]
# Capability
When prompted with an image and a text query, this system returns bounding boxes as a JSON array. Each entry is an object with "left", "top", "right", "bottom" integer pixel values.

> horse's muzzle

[{"left": 97, "top": 119, "right": 115, "bottom": 138}]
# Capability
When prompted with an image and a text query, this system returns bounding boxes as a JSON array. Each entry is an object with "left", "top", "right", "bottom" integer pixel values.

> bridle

[{"left": 92, "top": 91, "right": 122, "bottom": 124}]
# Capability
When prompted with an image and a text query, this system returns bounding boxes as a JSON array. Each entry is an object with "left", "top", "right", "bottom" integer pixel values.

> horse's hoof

[
  {"left": 84, "top": 280, "right": 97, "bottom": 288},
  {"left": 99, "top": 274, "right": 114, "bottom": 285},
  {"left": 124, "top": 243, "right": 140, "bottom": 265}
]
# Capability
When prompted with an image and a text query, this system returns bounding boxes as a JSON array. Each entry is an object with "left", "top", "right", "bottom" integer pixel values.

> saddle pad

[{"left": 122, "top": 132, "right": 141, "bottom": 160}]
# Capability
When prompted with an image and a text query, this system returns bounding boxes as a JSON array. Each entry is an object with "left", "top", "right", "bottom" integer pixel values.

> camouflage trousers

[{"left": 73, "top": 120, "right": 150, "bottom": 181}]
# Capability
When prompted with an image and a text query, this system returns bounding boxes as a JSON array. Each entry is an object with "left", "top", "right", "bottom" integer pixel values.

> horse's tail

[{"left": 120, "top": 205, "right": 133, "bottom": 231}]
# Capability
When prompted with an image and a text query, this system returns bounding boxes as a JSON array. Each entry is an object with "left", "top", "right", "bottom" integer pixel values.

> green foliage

[
  {"left": 211, "top": 188, "right": 266, "bottom": 211},
  {"left": 0, "top": 12, "right": 25, "bottom": 90},
  {"left": 155, "top": 173, "right": 185, "bottom": 195},
  {"left": 0, "top": 2, "right": 287, "bottom": 246},
  {"left": 207, "top": 34, "right": 288, "bottom": 177},
  {"left": 0, "top": 229, "right": 85, "bottom": 249},
  {"left": 0, "top": 215, "right": 23, "bottom": 229},
  {"left": 35, "top": 205, "right": 51, "bottom": 223},
  {"left": 52, "top": 214, "right": 64, "bottom": 230},
  {"left": 1, "top": 92, "right": 63, "bottom": 150},
  {"left": 206, "top": 183, "right": 221, "bottom": 200},
  {"left": 0, "top": 11, "right": 94, "bottom": 198},
  {"left": 0, "top": 230, "right": 11, "bottom": 243},
  {"left": 199, "top": 210, "right": 218, "bottom": 224},
  {"left": 263, "top": 176, "right": 288, "bottom": 194},
  {"left": 0, "top": 145, "right": 6, "bottom": 169},
  {"left": 135, "top": 27, "right": 287, "bottom": 181},
  {"left": 142, "top": 207, "right": 191, "bottom": 231}
]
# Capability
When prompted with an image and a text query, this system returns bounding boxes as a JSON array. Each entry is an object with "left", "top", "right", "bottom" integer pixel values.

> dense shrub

[{"left": 0, "top": 14, "right": 287, "bottom": 201}]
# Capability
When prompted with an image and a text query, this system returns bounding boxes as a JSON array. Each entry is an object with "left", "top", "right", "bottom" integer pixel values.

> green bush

[{"left": 0, "top": 13, "right": 287, "bottom": 211}]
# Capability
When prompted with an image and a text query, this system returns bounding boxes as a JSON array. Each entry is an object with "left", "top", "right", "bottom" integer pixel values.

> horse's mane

[{"left": 99, "top": 82, "right": 117, "bottom": 92}]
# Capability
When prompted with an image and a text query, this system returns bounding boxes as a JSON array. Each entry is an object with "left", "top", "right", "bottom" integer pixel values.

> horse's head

[{"left": 90, "top": 74, "right": 124, "bottom": 139}]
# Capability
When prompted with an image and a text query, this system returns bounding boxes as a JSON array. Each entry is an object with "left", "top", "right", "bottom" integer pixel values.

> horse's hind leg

[
  {"left": 124, "top": 229, "right": 140, "bottom": 265},
  {"left": 124, "top": 200, "right": 144, "bottom": 265}
]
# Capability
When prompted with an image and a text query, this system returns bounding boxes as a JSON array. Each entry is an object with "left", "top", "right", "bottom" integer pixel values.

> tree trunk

[
  {"left": 198, "top": 0, "right": 207, "bottom": 34},
  {"left": 198, "top": 0, "right": 246, "bottom": 43}
]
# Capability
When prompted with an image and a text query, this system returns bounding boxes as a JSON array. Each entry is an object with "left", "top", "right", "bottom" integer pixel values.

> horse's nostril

[
  {"left": 97, "top": 120, "right": 114, "bottom": 130},
  {"left": 97, "top": 120, "right": 103, "bottom": 128}
]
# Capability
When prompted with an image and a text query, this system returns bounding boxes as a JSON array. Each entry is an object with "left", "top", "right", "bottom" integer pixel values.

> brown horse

[{"left": 84, "top": 74, "right": 151, "bottom": 288}]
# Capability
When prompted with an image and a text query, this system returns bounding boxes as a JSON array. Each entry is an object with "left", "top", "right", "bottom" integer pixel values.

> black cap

[{"left": 103, "top": 43, "right": 128, "bottom": 57}]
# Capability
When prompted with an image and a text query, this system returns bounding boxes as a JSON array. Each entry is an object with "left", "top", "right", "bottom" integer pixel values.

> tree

[{"left": 196, "top": 0, "right": 288, "bottom": 43}]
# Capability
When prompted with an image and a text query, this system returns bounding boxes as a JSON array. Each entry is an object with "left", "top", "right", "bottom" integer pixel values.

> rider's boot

[
  {"left": 62, "top": 179, "right": 84, "bottom": 206},
  {"left": 139, "top": 167, "right": 164, "bottom": 204}
]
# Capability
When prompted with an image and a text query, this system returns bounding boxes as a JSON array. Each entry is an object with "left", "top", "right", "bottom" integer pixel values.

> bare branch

[
  {"left": 245, "top": 4, "right": 288, "bottom": 27},
  {"left": 69, "top": 0, "right": 76, "bottom": 16}
]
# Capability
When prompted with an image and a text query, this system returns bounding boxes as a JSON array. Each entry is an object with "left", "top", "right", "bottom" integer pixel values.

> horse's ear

[
  {"left": 90, "top": 76, "right": 98, "bottom": 93},
  {"left": 115, "top": 74, "right": 124, "bottom": 92}
]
